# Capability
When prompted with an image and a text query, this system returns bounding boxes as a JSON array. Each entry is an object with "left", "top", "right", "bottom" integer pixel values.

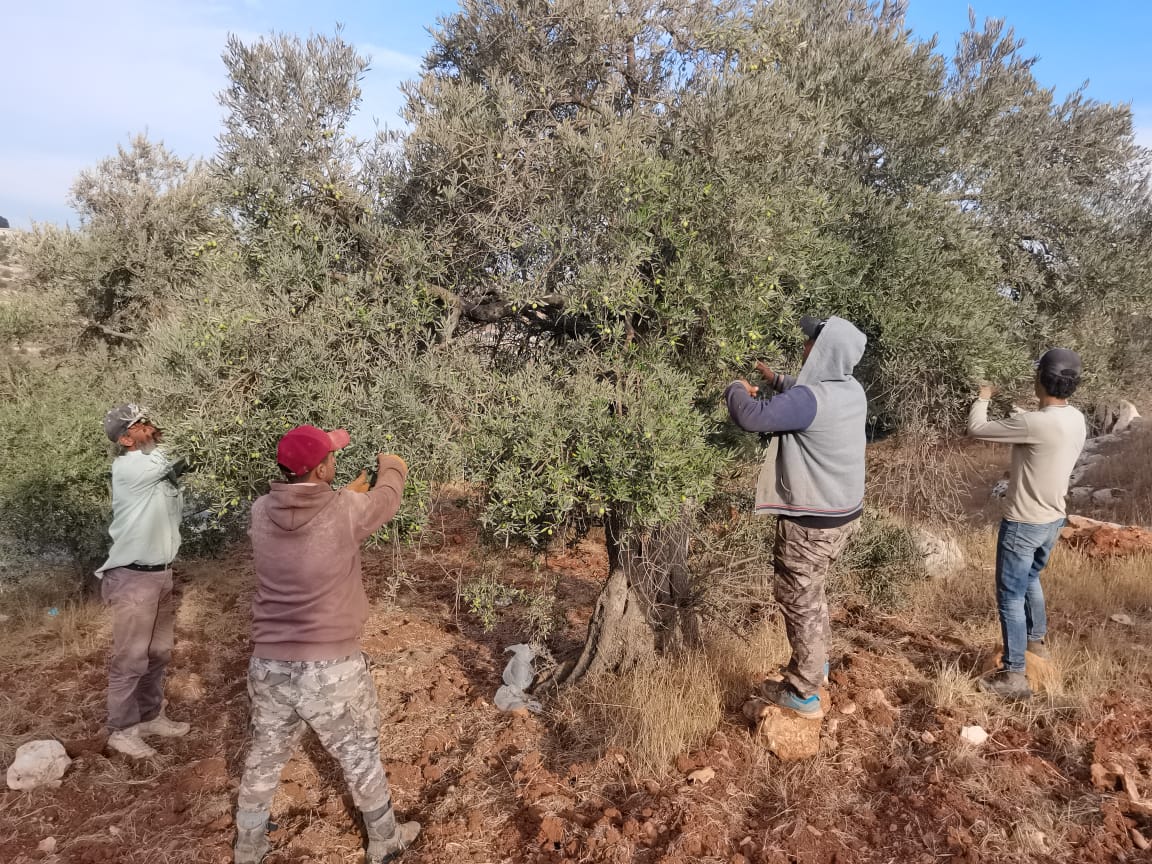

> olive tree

[{"left": 22, "top": 136, "right": 224, "bottom": 344}]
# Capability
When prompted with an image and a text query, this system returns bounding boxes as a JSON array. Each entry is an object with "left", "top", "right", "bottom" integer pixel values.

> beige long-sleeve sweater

[
  {"left": 247, "top": 456, "right": 407, "bottom": 660},
  {"left": 967, "top": 400, "right": 1086, "bottom": 525}
]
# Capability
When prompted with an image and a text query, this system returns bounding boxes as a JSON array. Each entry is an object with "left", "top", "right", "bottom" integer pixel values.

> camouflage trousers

[
  {"left": 236, "top": 654, "right": 393, "bottom": 814},
  {"left": 774, "top": 517, "right": 859, "bottom": 698}
]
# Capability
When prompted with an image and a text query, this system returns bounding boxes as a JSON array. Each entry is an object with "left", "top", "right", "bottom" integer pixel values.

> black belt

[{"left": 124, "top": 562, "right": 171, "bottom": 572}]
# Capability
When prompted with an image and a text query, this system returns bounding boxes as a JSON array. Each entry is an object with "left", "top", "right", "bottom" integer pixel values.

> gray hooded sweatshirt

[{"left": 724, "top": 316, "right": 868, "bottom": 521}]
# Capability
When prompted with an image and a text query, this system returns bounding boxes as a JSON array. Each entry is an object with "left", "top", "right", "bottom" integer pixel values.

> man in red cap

[{"left": 234, "top": 426, "right": 419, "bottom": 864}]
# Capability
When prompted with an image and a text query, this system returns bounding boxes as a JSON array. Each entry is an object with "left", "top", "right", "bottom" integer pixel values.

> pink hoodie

[{"left": 247, "top": 457, "right": 407, "bottom": 660}]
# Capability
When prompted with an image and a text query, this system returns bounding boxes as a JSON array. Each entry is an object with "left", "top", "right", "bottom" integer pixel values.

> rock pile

[{"left": 1060, "top": 515, "right": 1152, "bottom": 557}]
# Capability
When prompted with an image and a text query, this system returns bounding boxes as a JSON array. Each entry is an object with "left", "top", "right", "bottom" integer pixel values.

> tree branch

[{"left": 83, "top": 319, "right": 141, "bottom": 344}]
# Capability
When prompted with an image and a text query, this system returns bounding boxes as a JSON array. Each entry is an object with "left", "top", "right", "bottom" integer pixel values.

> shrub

[{"left": 834, "top": 513, "right": 923, "bottom": 609}]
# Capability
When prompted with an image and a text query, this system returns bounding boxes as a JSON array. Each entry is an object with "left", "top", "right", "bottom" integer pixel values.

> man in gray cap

[
  {"left": 968, "top": 349, "right": 1087, "bottom": 699},
  {"left": 96, "top": 404, "right": 191, "bottom": 757}
]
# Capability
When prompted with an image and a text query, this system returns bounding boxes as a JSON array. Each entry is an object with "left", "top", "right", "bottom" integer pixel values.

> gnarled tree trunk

[{"left": 552, "top": 506, "right": 700, "bottom": 687}]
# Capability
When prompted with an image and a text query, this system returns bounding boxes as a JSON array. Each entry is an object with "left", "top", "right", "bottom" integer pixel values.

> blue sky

[{"left": 2, "top": 0, "right": 1148, "bottom": 228}]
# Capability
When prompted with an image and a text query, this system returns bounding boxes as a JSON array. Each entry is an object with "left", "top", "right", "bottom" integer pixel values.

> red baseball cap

[{"left": 276, "top": 425, "right": 351, "bottom": 477}]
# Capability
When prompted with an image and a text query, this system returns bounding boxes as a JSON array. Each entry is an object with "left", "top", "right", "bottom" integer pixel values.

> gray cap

[
  {"left": 103, "top": 403, "right": 149, "bottom": 442},
  {"left": 799, "top": 316, "right": 827, "bottom": 341},
  {"left": 1037, "top": 348, "right": 1082, "bottom": 378}
]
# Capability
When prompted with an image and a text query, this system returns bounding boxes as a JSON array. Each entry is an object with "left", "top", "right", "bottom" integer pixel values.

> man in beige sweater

[
  {"left": 234, "top": 425, "right": 419, "bottom": 864},
  {"left": 967, "top": 349, "right": 1087, "bottom": 699}
]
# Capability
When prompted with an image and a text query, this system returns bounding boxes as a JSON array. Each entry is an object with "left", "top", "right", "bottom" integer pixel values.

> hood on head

[
  {"left": 796, "top": 316, "right": 867, "bottom": 386},
  {"left": 262, "top": 482, "right": 336, "bottom": 531}
]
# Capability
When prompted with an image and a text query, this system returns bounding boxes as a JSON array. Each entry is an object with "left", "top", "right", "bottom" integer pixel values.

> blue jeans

[{"left": 995, "top": 518, "right": 1064, "bottom": 673}]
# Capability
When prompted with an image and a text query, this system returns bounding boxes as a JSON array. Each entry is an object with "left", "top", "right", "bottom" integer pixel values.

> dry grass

[
  {"left": 704, "top": 621, "right": 792, "bottom": 710},
  {"left": 1079, "top": 418, "right": 1152, "bottom": 525},
  {"left": 570, "top": 622, "right": 790, "bottom": 777},
  {"left": 929, "top": 659, "right": 987, "bottom": 713},
  {"left": 1044, "top": 547, "right": 1152, "bottom": 614},
  {"left": 866, "top": 433, "right": 985, "bottom": 523},
  {"left": 0, "top": 596, "right": 109, "bottom": 765},
  {"left": 907, "top": 524, "right": 1152, "bottom": 723},
  {"left": 575, "top": 651, "right": 723, "bottom": 777}
]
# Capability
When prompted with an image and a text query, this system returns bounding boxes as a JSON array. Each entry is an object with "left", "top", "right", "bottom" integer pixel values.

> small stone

[
  {"left": 839, "top": 701, "right": 857, "bottom": 716},
  {"left": 920, "top": 731, "right": 936, "bottom": 744},
  {"left": 1090, "top": 763, "right": 1119, "bottom": 791},
  {"left": 1110, "top": 613, "right": 1135, "bottom": 626},
  {"left": 960, "top": 725, "right": 989, "bottom": 747},
  {"left": 1131, "top": 828, "right": 1150, "bottom": 851},
  {"left": 686, "top": 766, "right": 715, "bottom": 785},
  {"left": 38, "top": 838, "right": 57, "bottom": 854}
]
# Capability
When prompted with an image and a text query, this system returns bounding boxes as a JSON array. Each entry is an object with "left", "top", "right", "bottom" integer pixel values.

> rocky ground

[{"left": 1, "top": 432, "right": 1151, "bottom": 864}]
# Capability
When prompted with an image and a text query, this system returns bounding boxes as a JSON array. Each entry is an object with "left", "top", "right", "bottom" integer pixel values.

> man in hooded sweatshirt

[
  {"left": 725, "top": 316, "right": 868, "bottom": 719},
  {"left": 233, "top": 425, "right": 420, "bottom": 864}
]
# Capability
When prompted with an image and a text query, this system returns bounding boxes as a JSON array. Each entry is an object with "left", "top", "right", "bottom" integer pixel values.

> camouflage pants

[
  {"left": 774, "top": 517, "right": 859, "bottom": 698},
  {"left": 236, "top": 655, "right": 393, "bottom": 814}
]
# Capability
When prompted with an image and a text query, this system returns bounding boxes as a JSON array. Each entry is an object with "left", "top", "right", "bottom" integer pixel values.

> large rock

[
  {"left": 743, "top": 689, "right": 829, "bottom": 761},
  {"left": 1069, "top": 486, "right": 1094, "bottom": 503},
  {"left": 1061, "top": 515, "right": 1152, "bottom": 557},
  {"left": 1095, "top": 400, "right": 1142, "bottom": 435},
  {"left": 1091, "top": 488, "right": 1125, "bottom": 506},
  {"left": 1114, "top": 401, "right": 1141, "bottom": 433},
  {"left": 914, "top": 529, "right": 965, "bottom": 577},
  {"left": 6, "top": 740, "right": 71, "bottom": 790}
]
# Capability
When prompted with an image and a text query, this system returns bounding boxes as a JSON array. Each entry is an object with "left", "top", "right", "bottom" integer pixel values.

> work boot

[
  {"left": 107, "top": 726, "right": 158, "bottom": 759},
  {"left": 1026, "top": 640, "right": 1051, "bottom": 660},
  {"left": 364, "top": 802, "right": 421, "bottom": 863},
  {"left": 978, "top": 669, "right": 1032, "bottom": 700},
  {"left": 233, "top": 809, "right": 271, "bottom": 864},
  {"left": 137, "top": 712, "right": 191, "bottom": 738}
]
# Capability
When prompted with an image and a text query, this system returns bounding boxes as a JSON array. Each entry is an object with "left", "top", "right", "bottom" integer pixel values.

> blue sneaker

[{"left": 764, "top": 682, "right": 825, "bottom": 719}]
